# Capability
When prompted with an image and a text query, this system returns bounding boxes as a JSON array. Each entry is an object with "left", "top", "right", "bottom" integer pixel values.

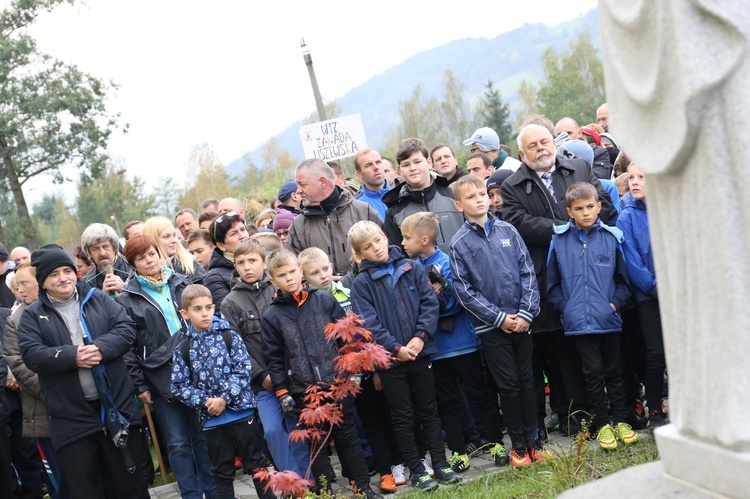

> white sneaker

[
  {"left": 391, "top": 463, "right": 406, "bottom": 485},
  {"left": 421, "top": 458, "right": 435, "bottom": 478}
]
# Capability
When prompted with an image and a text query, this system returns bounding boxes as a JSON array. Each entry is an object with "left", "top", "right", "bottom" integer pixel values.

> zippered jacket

[
  {"left": 615, "top": 197, "right": 658, "bottom": 301},
  {"left": 116, "top": 270, "right": 189, "bottom": 395},
  {"left": 382, "top": 178, "right": 464, "bottom": 254},
  {"left": 222, "top": 276, "right": 275, "bottom": 393},
  {"left": 350, "top": 246, "right": 439, "bottom": 360},
  {"left": 547, "top": 220, "right": 631, "bottom": 335},
  {"left": 449, "top": 218, "right": 540, "bottom": 336},
  {"left": 288, "top": 188, "right": 382, "bottom": 276},
  {"left": 261, "top": 286, "right": 346, "bottom": 396},
  {"left": 204, "top": 247, "right": 235, "bottom": 312},
  {"left": 17, "top": 280, "right": 138, "bottom": 450},
  {"left": 171, "top": 317, "right": 255, "bottom": 426}
]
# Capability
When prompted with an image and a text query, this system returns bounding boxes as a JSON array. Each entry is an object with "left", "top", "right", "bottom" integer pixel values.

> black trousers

[
  {"left": 204, "top": 416, "right": 274, "bottom": 499},
  {"left": 532, "top": 330, "right": 568, "bottom": 421},
  {"left": 9, "top": 408, "right": 43, "bottom": 499},
  {"left": 433, "top": 351, "right": 504, "bottom": 453},
  {"left": 636, "top": 299, "right": 666, "bottom": 413},
  {"left": 480, "top": 331, "right": 537, "bottom": 451},
  {"left": 379, "top": 357, "right": 448, "bottom": 474},
  {"left": 0, "top": 419, "right": 13, "bottom": 499},
  {"left": 354, "top": 373, "right": 402, "bottom": 476},
  {"left": 572, "top": 334, "right": 628, "bottom": 428},
  {"left": 56, "top": 427, "right": 148, "bottom": 499}
]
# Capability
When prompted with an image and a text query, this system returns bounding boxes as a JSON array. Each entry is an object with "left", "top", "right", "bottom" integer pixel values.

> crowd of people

[{"left": 0, "top": 103, "right": 666, "bottom": 498}]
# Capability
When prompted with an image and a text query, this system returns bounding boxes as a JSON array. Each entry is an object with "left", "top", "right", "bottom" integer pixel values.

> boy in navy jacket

[
  {"left": 547, "top": 182, "right": 637, "bottom": 450},
  {"left": 449, "top": 175, "right": 543, "bottom": 467},
  {"left": 349, "top": 221, "right": 462, "bottom": 492},
  {"left": 400, "top": 211, "right": 509, "bottom": 471}
]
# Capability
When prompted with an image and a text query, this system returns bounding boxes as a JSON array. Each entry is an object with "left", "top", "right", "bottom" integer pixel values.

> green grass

[{"left": 401, "top": 435, "right": 660, "bottom": 499}]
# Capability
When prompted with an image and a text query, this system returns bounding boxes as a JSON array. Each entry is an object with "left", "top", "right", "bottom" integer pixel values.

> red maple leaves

[{"left": 255, "top": 313, "right": 392, "bottom": 497}]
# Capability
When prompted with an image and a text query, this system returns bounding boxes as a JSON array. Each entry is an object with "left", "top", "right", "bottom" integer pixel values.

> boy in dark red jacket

[{"left": 349, "top": 221, "right": 462, "bottom": 492}]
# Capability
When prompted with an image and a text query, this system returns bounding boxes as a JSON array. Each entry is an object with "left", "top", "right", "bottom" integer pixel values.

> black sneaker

[
  {"left": 410, "top": 471, "right": 439, "bottom": 492},
  {"left": 357, "top": 486, "right": 384, "bottom": 499},
  {"left": 648, "top": 410, "right": 667, "bottom": 429},
  {"left": 434, "top": 466, "right": 462, "bottom": 485},
  {"left": 465, "top": 437, "right": 491, "bottom": 455}
]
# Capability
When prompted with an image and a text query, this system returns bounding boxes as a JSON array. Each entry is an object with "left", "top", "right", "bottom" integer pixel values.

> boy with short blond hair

[
  {"left": 298, "top": 247, "right": 351, "bottom": 313},
  {"left": 548, "top": 182, "right": 636, "bottom": 449},
  {"left": 401, "top": 212, "right": 510, "bottom": 471},
  {"left": 221, "top": 239, "right": 309, "bottom": 477},
  {"left": 171, "top": 284, "right": 275, "bottom": 499},
  {"left": 349, "top": 221, "right": 462, "bottom": 492},
  {"left": 449, "top": 175, "right": 544, "bottom": 467},
  {"left": 261, "top": 249, "right": 379, "bottom": 498}
]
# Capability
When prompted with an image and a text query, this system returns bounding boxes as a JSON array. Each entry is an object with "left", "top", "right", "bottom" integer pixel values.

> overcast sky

[{"left": 14, "top": 0, "right": 597, "bottom": 204}]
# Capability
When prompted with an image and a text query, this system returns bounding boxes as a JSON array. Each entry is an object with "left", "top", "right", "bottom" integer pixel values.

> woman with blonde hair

[{"left": 142, "top": 216, "right": 205, "bottom": 284}]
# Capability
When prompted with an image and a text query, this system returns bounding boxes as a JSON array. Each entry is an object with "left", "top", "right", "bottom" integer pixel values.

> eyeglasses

[
  {"left": 275, "top": 230, "right": 289, "bottom": 237},
  {"left": 213, "top": 212, "right": 238, "bottom": 240}
]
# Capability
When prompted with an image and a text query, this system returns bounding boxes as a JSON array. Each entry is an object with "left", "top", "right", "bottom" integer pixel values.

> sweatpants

[
  {"left": 378, "top": 357, "right": 448, "bottom": 475},
  {"left": 433, "top": 350, "right": 505, "bottom": 453},
  {"left": 636, "top": 299, "right": 666, "bottom": 413},
  {"left": 204, "top": 416, "right": 275, "bottom": 499},
  {"left": 572, "top": 334, "right": 628, "bottom": 429},
  {"left": 56, "top": 427, "right": 148, "bottom": 499},
  {"left": 480, "top": 331, "right": 537, "bottom": 452}
]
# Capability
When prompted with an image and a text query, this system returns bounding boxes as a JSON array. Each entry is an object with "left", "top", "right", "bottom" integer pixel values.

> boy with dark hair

[
  {"left": 348, "top": 221, "right": 462, "bottom": 492},
  {"left": 382, "top": 138, "right": 464, "bottom": 254},
  {"left": 221, "top": 240, "right": 309, "bottom": 477},
  {"left": 204, "top": 212, "right": 249, "bottom": 312},
  {"left": 449, "top": 175, "right": 545, "bottom": 467},
  {"left": 260, "top": 250, "right": 381, "bottom": 499},
  {"left": 401, "top": 212, "right": 510, "bottom": 471},
  {"left": 547, "top": 182, "right": 637, "bottom": 449},
  {"left": 171, "top": 284, "right": 274, "bottom": 499}
]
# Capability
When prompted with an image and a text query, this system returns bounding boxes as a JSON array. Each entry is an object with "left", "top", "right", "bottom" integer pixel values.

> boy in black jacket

[
  {"left": 260, "top": 249, "right": 380, "bottom": 499},
  {"left": 222, "top": 239, "right": 309, "bottom": 477}
]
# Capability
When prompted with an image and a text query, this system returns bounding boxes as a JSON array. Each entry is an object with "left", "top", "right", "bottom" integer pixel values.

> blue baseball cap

[{"left": 277, "top": 180, "right": 298, "bottom": 202}]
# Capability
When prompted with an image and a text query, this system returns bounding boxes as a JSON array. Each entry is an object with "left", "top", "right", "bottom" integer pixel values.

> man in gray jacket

[{"left": 288, "top": 158, "right": 382, "bottom": 276}]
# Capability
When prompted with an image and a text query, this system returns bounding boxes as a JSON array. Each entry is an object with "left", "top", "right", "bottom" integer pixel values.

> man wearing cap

[
  {"left": 276, "top": 180, "right": 303, "bottom": 215},
  {"left": 353, "top": 148, "right": 390, "bottom": 220},
  {"left": 174, "top": 208, "right": 200, "bottom": 239},
  {"left": 16, "top": 244, "right": 147, "bottom": 498},
  {"left": 0, "top": 244, "right": 16, "bottom": 308},
  {"left": 289, "top": 158, "right": 381, "bottom": 275},
  {"left": 463, "top": 127, "right": 522, "bottom": 172},
  {"left": 81, "top": 223, "right": 131, "bottom": 296}
]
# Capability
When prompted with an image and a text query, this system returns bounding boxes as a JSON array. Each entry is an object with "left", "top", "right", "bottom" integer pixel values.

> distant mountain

[{"left": 226, "top": 9, "right": 600, "bottom": 178}]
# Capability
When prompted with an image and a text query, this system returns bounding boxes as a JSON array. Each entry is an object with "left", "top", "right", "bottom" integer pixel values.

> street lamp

[{"left": 300, "top": 37, "right": 327, "bottom": 122}]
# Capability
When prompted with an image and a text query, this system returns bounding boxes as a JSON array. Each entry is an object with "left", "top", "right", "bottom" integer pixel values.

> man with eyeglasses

[
  {"left": 205, "top": 211, "right": 249, "bottom": 312},
  {"left": 463, "top": 127, "right": 521, "bottom": 172},
  {"left": 596, "top": 103, "right": 609, "bottom": 132}
]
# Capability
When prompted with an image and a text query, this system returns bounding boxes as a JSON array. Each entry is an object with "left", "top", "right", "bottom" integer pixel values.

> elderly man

[
  {"left": 10, "top": 247, "right": 31, "bottom": 267},
  {"left": 81, "top": 223, "right": 132, "bottom": 295},
  {"left": 501, "top": 123, "right": 616, "bottom": 438},
  {"left": 16, "top": 244, "right": 147, "bottom": 498},
  {"left": 288, "top": 158, "right": 381, "bottom": 275},
  {"left": 463, "top": 127, "right": 522, "bottom": 171},
  {"left": 174, "top": 208, "right": 200, "bottom": 239},
  {"left": 353, "top": 148, "right": 390, "bottom": 220},
  {"left": 218, "top": 197, "right": 246, "bottom": 222}
]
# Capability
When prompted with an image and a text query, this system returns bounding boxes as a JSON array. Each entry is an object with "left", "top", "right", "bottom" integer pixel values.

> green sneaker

[
  {"left": 597, "top": 423, "right": 617, "bottom": 450},
  {"left": 447, "top": 452, "right": 470, "bottom": 473},
  {"left": 615, "top": 422, "right": 638, "bottom": 445},
  {"left": 410, "top": 471, "right": 438, "bottom": 492},
  {"left": 490, "top": 443, "right": 510, "bottom": 466}
]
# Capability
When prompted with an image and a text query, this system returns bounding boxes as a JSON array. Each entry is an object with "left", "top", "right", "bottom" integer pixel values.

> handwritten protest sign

[{"left": 299, "top": 114, "right": 367, "bottom": 161}]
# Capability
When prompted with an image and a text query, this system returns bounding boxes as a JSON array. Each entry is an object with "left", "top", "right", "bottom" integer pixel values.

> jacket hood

[
  {"left": 359, "top": 245, "right": 406, "bottom": 273},
  {"left": 382, "top": 179, "right": 438, "bottom": 208},
  {"left": 553, "top": 219, "right": 624, "bottom": 243},
  {"left": 300, "top": 187, "right": 355, "bottom": 217},
  {"left": 208, "top": 247, "right": 234, "bottom": 271}
]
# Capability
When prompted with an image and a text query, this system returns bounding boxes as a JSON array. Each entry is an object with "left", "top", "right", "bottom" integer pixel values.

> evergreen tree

[{"left": 477, "top": 80, "right": 512, "bottom": 145}]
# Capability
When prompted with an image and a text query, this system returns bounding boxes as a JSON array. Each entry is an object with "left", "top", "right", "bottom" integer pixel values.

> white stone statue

[{"left": 598, "top": 0, "right": 750, "bottom": 496}]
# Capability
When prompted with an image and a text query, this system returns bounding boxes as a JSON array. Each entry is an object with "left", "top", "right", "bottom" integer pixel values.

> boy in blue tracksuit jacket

[
  {"left": 448, "top": 176, "right": 543, "bottom": 467},
  {"left": 349, "top": 221, "right": 462, "bottom": 492},
  {"left": 171, "top": 285, "right": 274, "bottom": 499},
  {"left": 615, "top": 163, "right": 667, "bottom": 428},
  {"left": 400, "top": 212, "right": 508, "bottom": 470},
  {"left": 547, "top": 182, "right": 636, "bottom": 450}
]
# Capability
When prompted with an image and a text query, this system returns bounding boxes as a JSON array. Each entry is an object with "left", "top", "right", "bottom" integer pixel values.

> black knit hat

[{"left": 31, "top": 244, "right": 77, "bottom": 287}]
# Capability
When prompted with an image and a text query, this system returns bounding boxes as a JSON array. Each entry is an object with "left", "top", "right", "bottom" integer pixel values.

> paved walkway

[{"left": 149, "top": 433, "right": 583, "bottom": 498}]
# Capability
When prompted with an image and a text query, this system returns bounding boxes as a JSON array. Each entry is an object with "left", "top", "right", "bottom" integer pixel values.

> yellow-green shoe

[
  {"left": 615, "top": 422, "right": 638, "bottom": 445},
  {"left": 597, "top": 424, "right": 617, "bottom": 450}
]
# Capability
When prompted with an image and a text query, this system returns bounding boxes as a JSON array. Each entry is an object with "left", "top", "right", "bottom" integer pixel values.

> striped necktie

[{"left": 541, "top": 172, "right": 555, "bottom": 198}]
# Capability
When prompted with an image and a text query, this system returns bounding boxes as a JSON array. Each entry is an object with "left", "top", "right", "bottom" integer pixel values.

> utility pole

[{"left": 300, "top": 38, "right": 327, "bottom": 122}]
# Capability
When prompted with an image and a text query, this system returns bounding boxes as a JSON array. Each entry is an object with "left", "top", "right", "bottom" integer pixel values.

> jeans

[
  {"left": 152, "top": 393, "right": 217, "bottom": 499},
  {"left": 255, "top": 390, "right": 309, "bottom": 475}
]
